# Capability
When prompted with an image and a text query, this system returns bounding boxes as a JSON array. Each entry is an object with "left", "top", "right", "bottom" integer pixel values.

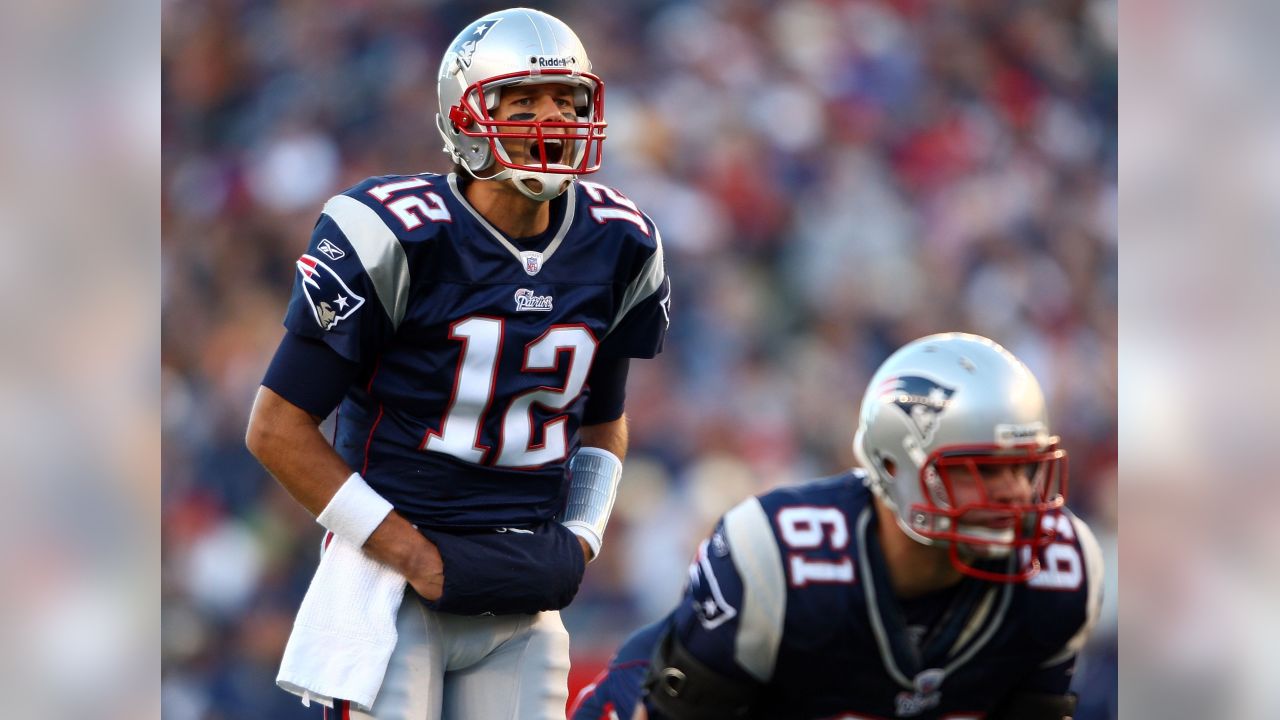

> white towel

[{"left": 277, "top": 532, "right": 408, "bottom": 712}]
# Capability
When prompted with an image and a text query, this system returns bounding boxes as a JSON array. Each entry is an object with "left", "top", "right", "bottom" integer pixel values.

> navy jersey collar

[
  {"left": 856, "top": 504, "right": 1016, "bottom": 690},
  {"left": 446, "top": 173, "right": 577, "bottom": 276}
]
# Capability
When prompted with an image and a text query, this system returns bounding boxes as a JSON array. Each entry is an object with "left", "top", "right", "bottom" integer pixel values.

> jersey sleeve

[
  {"left": 598, "top": 217, "right": 670, "bottom": 359},
  {"left": 282, "top": 193, "right": 412, "bottom": 363},
  {"left": 669, "top": 496, "right": 788, "bottom": 686},
  {"left": 569, "top": 618, "right": 669, "bottom": 720}
]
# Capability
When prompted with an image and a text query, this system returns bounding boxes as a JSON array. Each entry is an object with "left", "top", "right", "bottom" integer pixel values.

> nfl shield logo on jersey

[
  {"left": 521, "top": 251, "right": 543, "bottom": 276},
  {"left": 296, "top": 254, "right": 364, "bottom": 330}
]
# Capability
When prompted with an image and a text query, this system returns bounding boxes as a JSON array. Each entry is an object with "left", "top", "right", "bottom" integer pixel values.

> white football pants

[{"left": 336, "top": 590, "right": 571, "bottom": 720}]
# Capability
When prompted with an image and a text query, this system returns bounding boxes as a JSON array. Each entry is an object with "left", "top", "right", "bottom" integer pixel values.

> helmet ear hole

[{"left": 880, "top": 456, "right": 897, "bottom": 478}]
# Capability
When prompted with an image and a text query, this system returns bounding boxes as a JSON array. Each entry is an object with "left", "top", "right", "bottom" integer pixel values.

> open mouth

[{"left": 529, "top": 138, "right": 565, "bottom": 165}]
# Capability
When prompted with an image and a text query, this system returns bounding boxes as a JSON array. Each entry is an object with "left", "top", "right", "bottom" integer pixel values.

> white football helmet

[
  {"left": 435, "top": 8, "right": 606, "bottom": 202},
  {"left": 852, "top": 333, "right": 1068, "bottom": 582}
]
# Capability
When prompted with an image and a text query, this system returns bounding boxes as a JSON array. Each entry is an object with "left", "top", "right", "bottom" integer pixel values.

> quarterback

[{"left": 246, "top": 8, "right": 670, "bottom": 719}]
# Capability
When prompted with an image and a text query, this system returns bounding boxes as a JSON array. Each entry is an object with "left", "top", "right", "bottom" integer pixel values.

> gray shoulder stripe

[
  {"left": 1041, "top": 513, "right": 1106, "bottom": 668},
  {"left": 723, "top": 498, "right": 786, "bottom": 683},
  {"left": 322, "top": 194, "right": 411, "bottom": 328},
  {"left": 607, "top": 220, "right": 666, "bottom": 336}
]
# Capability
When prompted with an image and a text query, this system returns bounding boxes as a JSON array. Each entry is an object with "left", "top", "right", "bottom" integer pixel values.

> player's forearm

[
  {"left": 580, "top": 414, "right": 628, "bottom": 460},
  {"left": 245, "top": 386, "right": 444, "bottom": 598},
  {"left": 562, "top": 414, "right": 629, "bottom": 562},
  {"left": 246, "top": 386, "right": 356, "bottom": 515}
]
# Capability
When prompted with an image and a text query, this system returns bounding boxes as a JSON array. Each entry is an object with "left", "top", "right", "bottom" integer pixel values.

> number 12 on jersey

[{"left": 421, "top": 317, "right": 598, "bottom": 469}]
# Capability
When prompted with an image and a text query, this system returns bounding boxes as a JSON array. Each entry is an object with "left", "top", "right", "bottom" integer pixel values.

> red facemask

[
  {"left": 447, "top": 69, "right": 607, "bottom": 175},
  {"left": 909, "top": 443, "right": 1068, "bottom": 582}
]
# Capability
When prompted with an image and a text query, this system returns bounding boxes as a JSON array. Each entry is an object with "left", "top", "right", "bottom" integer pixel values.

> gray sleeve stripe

[
  {"left": 1040, "top": 513, "right": 1106, "bottom": 668},
  {"left": 322, "top": 194, "right": 411, "bottom": 328},
  {"left": 606, "top": 220, "right": 666, "bottom": 337},
  {"left": 723, "top": 498, "right": 786, "bottom": 682}
]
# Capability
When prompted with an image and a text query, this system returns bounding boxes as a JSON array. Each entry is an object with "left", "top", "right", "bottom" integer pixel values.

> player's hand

[
  {"left": 361, "top": 511, "right": 445, "bottom": 601},
  {"left": 405, "top": 539, "right": 446, "bottom": 602}
]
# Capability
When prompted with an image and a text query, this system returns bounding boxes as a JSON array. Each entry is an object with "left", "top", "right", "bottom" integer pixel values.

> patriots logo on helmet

[
  {"left": 451, "top": 17, "right": 503, "bottom": 70},
  {"left": 296, "top": 254, "right": 364, "bottom": 331},
  {"left": 878, "top": 375, "right": 956, "bottom": 445}
]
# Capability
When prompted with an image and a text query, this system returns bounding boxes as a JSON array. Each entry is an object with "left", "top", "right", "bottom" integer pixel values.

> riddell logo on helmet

[
  {"left": 995, "top": 422, "right": 1048, "bottom": 446},
  {"left": 529, "top": 55, "right": 577, "bottom": 68}
]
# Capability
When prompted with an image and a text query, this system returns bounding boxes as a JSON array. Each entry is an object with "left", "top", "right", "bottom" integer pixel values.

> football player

[
  {"left": 245, "top": 8, "right": 670, "bottom": 719},
  {"left": 570, "top": 333, "right": 1102, "bottom": 720}
]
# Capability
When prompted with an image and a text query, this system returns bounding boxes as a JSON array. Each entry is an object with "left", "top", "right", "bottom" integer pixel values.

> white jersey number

[
  {"left": 777, "top": 506, "right": 855, "bottom": 587},
  {"left": 579, "top": 181, "right": 650, "bottom": 235},
  {"left": 367, "top": 177, "right": 452, "bottom": 230},
  {"left": 1026, "top": 513, "right": 1084, "bottom": 591},
  {"left": 422, "top": 318, "right": 598, "bottom": 468}
]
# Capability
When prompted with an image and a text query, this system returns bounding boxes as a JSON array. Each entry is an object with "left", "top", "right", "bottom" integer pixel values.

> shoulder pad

[
  {"left": 320, "top": 190, "right": 412, "bottom": 328},
  {"left": 576, "top": 180, "right": 661, "bottom": 240},
  {"left": 338, "top": 173, "right": 455, "bottom": 242},
  {"left": 721, "top": 497, "right": 788, "bottom": 682},
  {"left": 1033, "top": 511, "right": 1105, "bottom": 667}
]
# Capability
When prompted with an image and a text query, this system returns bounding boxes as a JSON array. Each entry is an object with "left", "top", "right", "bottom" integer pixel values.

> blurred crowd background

[{"left": 161, "top": 0, "right": 1117, "bottom": 717}]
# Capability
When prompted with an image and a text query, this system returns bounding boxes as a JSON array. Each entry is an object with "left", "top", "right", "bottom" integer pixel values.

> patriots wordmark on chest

[
  {"left": 895, "top": 668, "right": 946, "bottom": 717},
  {"left": 514, "top": 288, "right": 553, "bottom": 312}
]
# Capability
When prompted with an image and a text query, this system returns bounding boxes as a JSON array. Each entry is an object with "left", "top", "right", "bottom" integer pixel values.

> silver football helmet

[
  {"left": 852, "top": 333, "right": 1067, "bottom": 582},
  {"left": 435, "top": 8, "right": 606, "bottom": 202}
]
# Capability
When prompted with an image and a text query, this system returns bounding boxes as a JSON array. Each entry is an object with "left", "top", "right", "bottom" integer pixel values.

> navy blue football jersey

[
  {"left": 283, "top": 173, "right": 669, "bottom": 529},
  {"left": 575, "top": 471, "right": 1103, "bottom": 720}
]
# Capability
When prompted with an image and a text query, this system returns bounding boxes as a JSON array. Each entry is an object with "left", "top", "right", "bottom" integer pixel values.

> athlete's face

[
  {"left": 492, "top": 83, "right": 577, "bottom": 166},
  {"left": 962, "top": 462, "right": 1035, "bottom": 505},
  {"left": 945, "top": 460, "right": 1036, "bottom": 534}
]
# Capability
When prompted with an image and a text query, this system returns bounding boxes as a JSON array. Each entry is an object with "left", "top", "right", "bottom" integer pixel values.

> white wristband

[
  {"left": 316, "top": 472, "right": 394, "bottom": 548},
  {"left": 560, "top": 447, "right": 623, "bottom": 562}
]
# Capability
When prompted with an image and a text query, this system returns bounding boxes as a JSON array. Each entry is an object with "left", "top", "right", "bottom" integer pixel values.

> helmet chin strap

[
  {"left": 508, "top": 168, "right": 575, "bottom": 201},
  {"left": 457, "top": 161, "right": 574, "bottom": 202},
  {"left": 490, "top": 139, "right": 576, "bottom": 201}
]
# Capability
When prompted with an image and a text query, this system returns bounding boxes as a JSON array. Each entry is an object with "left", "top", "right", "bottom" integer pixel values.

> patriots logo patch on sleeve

[
  {"left": 296, "top": 254, "right": 364, "bottom": 331},
  {"left": 689, "top": 538, "right": 738, "bottom": 631}
]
